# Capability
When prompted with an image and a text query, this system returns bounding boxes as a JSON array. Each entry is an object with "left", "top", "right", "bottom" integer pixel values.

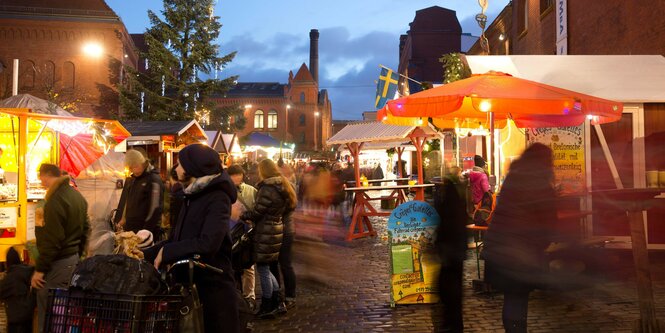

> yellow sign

[{"left": 526, "top": 125, "right": 585, "bottom": 195}]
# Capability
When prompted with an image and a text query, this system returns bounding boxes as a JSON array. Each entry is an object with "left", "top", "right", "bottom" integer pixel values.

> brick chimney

[{"left": 309, "top": 29, "right": 319, "bottom": 85}]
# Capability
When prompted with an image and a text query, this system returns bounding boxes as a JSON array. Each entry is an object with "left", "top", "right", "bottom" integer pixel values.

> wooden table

[
  {"left": 346, "top": 178, "right": 410, "bottom": 186},
  {"left": 592, "top": 188, "right": 665, "bottom": 333},
  {"left": 344, "top": 184, "right": 434, "bottom": 241}
]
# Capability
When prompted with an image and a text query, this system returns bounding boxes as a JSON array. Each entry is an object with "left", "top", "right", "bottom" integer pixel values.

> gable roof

[
  {"left": 0, "top": 0, "right": 118, "bottom": 19},
  {"left": 225, "top": 82, "right": 286, "bottom": 97},
  {"left": 293, "top": 63, "right": 315, "bottom": 82},
  {"left": 121, "top": 120, "right": 206, "bottom": 138},
  {"left": 327, "top": 121, "right": 440, "bottom": 145}
]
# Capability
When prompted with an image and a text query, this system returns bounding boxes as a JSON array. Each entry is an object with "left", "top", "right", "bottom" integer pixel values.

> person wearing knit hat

[
  {"left": 144, "top": 143, "right": 240, "bottom": 332},
  {"left": 0, "top": 247, "right": 36, "bottom": 332},
  {"left": 177, "top": 143, "right": 223, "bottom": 178},
  {"left": 114, "top": 148, "right": 164, "bottom": 239}
]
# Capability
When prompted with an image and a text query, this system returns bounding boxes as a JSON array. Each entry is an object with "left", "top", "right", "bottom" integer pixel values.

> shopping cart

[{"left": 45, "top": 255, "right": 223, "bottom": 333}]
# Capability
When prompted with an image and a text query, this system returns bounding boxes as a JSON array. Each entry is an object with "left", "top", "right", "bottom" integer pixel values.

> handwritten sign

[
  {"left": 387, "top": 201, "right": 440, "bottom": 305},
  {"left": 0, "top": 206, "right": 18, "bottom": 229},
  {"left": 526, "top": 125, "right": 585, "bottom": 194}
]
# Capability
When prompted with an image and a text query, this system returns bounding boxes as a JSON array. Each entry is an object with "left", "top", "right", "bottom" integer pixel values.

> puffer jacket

[{"left": 241, "top": 176, "right": 294, "bottom": 263}]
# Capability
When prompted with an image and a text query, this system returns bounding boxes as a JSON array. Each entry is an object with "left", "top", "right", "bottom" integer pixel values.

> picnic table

[{"left": 344, "top": 183, "right": 434, "bottom": 241}]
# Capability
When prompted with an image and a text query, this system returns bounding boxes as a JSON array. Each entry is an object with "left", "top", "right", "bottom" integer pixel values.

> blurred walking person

[
  {"left": 482, "top": 143, "right": 558, "bottom": 333},
  {"left": 0, "top": 247, "right": 35, "bottom": 333},
  {"left": 433, "top": 166, "right": 467, "bottom": 332},
  {"left": 241, "top": 159, "right": 296, "bottom": 319}
]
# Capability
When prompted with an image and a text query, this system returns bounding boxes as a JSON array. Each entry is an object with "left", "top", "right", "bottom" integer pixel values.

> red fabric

[{"left": 58, "top": 134, "right": 105, "bottom": 177}]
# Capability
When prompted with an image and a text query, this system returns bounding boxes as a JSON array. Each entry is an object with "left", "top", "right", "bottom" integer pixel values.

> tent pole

[{"left": 489, "top": 111, "right": 495, "bottom": 177}]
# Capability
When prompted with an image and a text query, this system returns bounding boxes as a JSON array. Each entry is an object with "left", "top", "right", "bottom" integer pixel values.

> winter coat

[
  {"left": 468, "top": 170, "right": 490, "bottom": 204},
  {"left": 241, "top": 176, "right": 294, "bottom": 263},
  {"left": 144, "top": 171, "right": 239, "bottom": 333},
  {"left": 35, "top": 176, "right": 89, "bottom": 273},
  {"left": 147, "top": 172, "right": 238, "bottom": 284},
  {"left": 482, "top": 164, "right": 558, "bottom": 292},
  {"left": 115, "top": 166, "right": 164, "bottom": 236},
  {"left": 0, "top": 264, "right": 35, "bottom": 323}
]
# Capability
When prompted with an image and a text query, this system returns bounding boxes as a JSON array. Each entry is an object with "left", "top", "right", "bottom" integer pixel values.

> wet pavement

[{"left": 252, "top": 203, "right": 665, "bottom": 333}]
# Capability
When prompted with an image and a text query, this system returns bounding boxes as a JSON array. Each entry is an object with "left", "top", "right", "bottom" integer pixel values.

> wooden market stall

[
  {"left": 326, "top": 121, "right": 442, "bottom": 240},
  {"left": 119, "top": 120, "right": 208, "bottom": 179},
  {"left": 0, "top": 108, "right": 130, "bottom": 259}
]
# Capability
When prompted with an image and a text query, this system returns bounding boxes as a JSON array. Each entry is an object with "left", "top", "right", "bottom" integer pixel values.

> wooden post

[
  {"left": 396, "top": 146, "right": 405, "bottom": 178},
  {"left": 346, "top": 142, "right": 363, "bottom": 187}
]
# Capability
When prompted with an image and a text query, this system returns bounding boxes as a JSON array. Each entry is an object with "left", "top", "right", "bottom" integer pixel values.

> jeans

[
  {"left": 270, "top": 232, "right": 296, "bottom": 299},
  {"left": 502, "top": 290, "right": 530, "bottom": 333},
  {"left": 256, "top": 264, "right": 279, "bottom": 299},
  {"left": 37, "top": 254, "right": 79, "bottom": 333}
]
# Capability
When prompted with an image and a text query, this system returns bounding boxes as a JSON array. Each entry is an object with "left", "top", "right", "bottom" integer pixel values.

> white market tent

[
  {"left": 465, "top": 55, "right": 665, "bottom": 103},
  {"left": 327, "top": 121, "right": 442, "bottom": 190}
]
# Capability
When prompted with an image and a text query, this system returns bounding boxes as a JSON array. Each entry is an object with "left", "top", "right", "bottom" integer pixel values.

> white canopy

[
  {"left": 327, "top": 121, "right": 440, "bottom": 145},
  {"left": 465, "top": 55, "right": 665, "bottom": 103}
]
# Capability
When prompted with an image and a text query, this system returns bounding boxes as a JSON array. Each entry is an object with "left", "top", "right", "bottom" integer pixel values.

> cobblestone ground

[{"left": 252, "top": 203, "right": 665, "bottom": 333}]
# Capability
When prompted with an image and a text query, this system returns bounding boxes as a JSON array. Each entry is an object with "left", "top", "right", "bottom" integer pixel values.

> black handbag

[{"left": 179, "top": 284, "right": 205, "bottom": 333}]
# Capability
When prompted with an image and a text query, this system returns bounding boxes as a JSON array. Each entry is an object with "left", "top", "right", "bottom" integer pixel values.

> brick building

[
  {"left": 0, "top": 0, "right": 138, "bottom": 118},
  {"left": 211, "top": 29, "right": 332, "bottom": 153},
  {"left": 468, "top": 0, "right": 665, "bottom": 56},
  {"left": 398, "top": 6, "right": 465, "bottom": 94}
]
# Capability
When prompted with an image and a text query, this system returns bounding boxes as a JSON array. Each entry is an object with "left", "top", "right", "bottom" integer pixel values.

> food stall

[{"left": 0, "top": 108, "right": 129, "bottom": 259}]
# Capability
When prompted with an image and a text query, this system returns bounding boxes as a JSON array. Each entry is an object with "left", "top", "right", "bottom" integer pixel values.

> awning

[{"left": 326, "top": 121, "right": 440, "bottom": 145}]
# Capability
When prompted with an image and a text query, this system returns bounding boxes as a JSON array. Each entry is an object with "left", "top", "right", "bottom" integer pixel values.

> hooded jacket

[
  {"left": 35, "top": 176, "right": 89, "bottom": 272},
  {"left": 115, "top": 165, "right": 164, "bottom": 236},
  {"left": 159, "top": 172, "right": 238, "bottom": 281},
  {"left": 241, "top": 176, "right": 294, "bottom": 263}
]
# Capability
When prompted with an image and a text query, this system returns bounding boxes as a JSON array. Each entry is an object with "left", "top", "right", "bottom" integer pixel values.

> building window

[
  {"left": 300, "top": 92, "right": 305, "bottom": 103},
  {"left": 517, "top": 0, "right": 528, "bottom": 36},
  {"left": 267, "top": 110, "right": 278, "bottom": 129},
  {"left": 43, "top": 61, "right": 55, "bottom": 88},
  {"left": 299, "top": 114, "right": 306, "bottom": 126},
  {"left": 540, "top": 0, "right": 553, "bottom": 15},
  {"left": 254, "top": 110, "right": 264, "bottom": 129},
  {"left": 63, "top": 61, "right": 75, "bottom": 89},
  {"left": 299, "top": 132, "right": 306, "bottom": 144}
]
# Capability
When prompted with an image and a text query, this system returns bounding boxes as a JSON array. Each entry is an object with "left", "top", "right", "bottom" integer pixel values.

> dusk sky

[{"left": 106, "top": 0, "right": 510, "bottom": 120}]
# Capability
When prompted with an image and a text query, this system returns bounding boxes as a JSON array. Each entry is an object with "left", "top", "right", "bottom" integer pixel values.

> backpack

[
  {"left": 472, "top": 191, "right": 495, "bottom": 226},
  {"left": 70, "top": 254, "right": 164, "bottom": 295}
]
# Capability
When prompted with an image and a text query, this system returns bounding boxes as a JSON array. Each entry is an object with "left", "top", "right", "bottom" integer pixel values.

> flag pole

[{"left": 379, "top": 65, "right": 422, "bottom": 85}]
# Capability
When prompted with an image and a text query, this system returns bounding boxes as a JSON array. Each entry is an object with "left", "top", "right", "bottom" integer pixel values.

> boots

[
  {"left": 273, "top": 291, "right": 287, "bottom": 315},
  {"left": 503, "top": 319, "right": 527, "bottom": 333},
  {"left": 256, "top": 297, "right": 276, "bottom": 319}
]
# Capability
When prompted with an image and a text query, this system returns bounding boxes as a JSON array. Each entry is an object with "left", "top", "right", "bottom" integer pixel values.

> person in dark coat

[
  {"left": 0, "top": 247, "right": 35, "bottom": 333},
  {"left": 482, "top": 143, "right": 558, "bottom": 333},
  {"left": 433, "top": 166, "right": 467, "bottom": 332},
  {"left": 114, "top": 149, "right": 164, "bottom": 239},
  {"left": 147, "top": 143, "right": 239, "bottom": 333},
  {"left": 241, "top": 159, "right": 296, "bottom": 319}
]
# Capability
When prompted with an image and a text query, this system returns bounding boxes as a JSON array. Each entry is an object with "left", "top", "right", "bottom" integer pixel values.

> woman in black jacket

[
  {"left": 482, "top": 143, "right": 558, "bottom": 333},
  {"left": 241, "top": 159, "right": 297, "bottom": 318},
  {"left": 148, "top": 144, "right": 239, "bottom": 333}
]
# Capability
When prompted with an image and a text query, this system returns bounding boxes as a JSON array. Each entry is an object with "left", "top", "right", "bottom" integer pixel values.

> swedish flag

[{"left": 375, "top": 67, "right": 399, "bottom": 109}]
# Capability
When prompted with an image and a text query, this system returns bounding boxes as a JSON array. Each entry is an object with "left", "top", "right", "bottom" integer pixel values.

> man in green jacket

[{"left": 31, "top": 164, "right": 89, "bottom": 333}]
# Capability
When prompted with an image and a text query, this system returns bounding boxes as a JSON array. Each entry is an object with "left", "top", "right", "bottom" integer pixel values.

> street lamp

[
  {"left": 314, "top": 111, "right": 320, "bottom": 151},
  {"left": 82, "top": 42, "right": 104, "bottom": 58}
]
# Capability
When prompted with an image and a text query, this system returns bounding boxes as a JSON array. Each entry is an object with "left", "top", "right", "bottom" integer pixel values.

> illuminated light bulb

[
  {"left": 587, "top": 115, "right": 594, "bottom": 120},
  {"left": 82, "top": 42, "right": 104, "bottom": 58},
  {"left": 479, "top": 100, "right": 492, "bottom": 112},
  {"left": 244, "top": 104, "right": 252, "bottom": 108}
]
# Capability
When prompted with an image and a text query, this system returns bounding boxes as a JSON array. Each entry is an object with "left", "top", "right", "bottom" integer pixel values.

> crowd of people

[{"left": 0, "top": 141, "right": 572, "bottom": 333}]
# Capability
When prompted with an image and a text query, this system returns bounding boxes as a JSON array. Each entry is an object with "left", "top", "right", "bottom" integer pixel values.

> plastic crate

[{"left": 46, "top": 288, "right": 181, "bottom": 333}]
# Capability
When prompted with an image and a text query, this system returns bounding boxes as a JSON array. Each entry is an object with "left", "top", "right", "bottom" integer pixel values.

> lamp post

[{"left": 314, "top": 111, "right": 320, "bottom": 151}]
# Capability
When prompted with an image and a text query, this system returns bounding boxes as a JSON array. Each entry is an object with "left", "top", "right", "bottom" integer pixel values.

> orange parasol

[{"left": 377, "top": 71, "right": 623, "bottom": 128}]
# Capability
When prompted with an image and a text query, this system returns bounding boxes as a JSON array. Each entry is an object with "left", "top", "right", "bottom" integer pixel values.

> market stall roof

[
  {"left": 339, "top": 141, "right": 416, "bottom": 152},
  {"left": 326, "top": 121, "right": 440, "bottom": 145},
  {"left": 465, "top": 55, "right": 665, "bottom": 103},
  {"left": 0, "top": 94, "right": 73, "bottom": 116},
  {"left": 242, "top": 132, "right": 281, "bottom": 148},
  {"left": 121, "top": 120, "right": 206, "bottom": 137},
  {"left": 205, "top": 131, "right": 239, "bottom": 154}
]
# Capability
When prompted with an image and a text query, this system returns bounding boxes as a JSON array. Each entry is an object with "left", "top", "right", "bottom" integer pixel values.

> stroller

[{"left": 45, "top": 254, "right": 229, "bottom": 333}]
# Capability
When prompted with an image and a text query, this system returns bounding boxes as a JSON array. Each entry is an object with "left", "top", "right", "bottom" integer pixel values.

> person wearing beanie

[
  {"left": 114, "top": 148, "right": 164, "bottom": 240},
  {"left": 0, "top": 247, "right": 36, "bottom": 333},
  {"left": 144, "top": 143, "right": 240, "bottom": 333}
]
